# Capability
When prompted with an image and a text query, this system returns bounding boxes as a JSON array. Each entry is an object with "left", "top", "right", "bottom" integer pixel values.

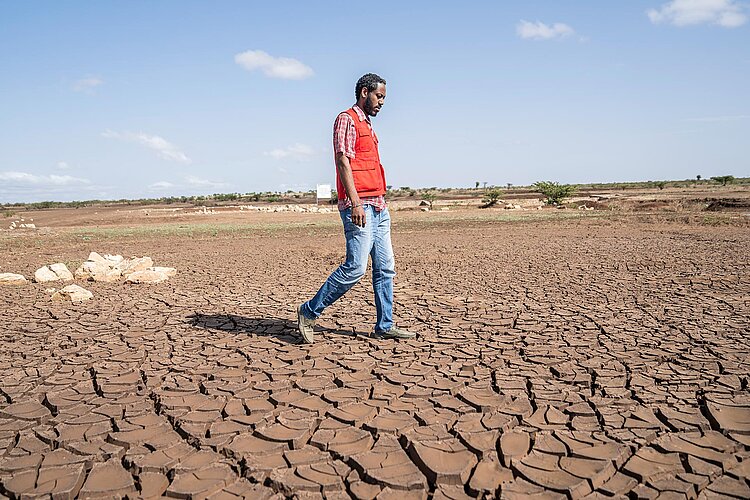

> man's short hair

[{"left": 355, "top": 73, "right": 386, "bottom": 99}]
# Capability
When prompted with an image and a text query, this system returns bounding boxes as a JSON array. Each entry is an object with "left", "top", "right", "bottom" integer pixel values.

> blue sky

[{"left": 1, "top": 0, "right": 748, "bottom": 202}]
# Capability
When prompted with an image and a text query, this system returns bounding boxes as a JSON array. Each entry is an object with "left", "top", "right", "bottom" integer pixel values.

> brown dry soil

[{"left": 1, "top": 205, "right": 749, "bottom": 499}]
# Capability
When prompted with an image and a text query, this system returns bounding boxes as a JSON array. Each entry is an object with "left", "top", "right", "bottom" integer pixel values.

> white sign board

[{"left": 316, "top": 184, "right": 332, "bottom": 200}]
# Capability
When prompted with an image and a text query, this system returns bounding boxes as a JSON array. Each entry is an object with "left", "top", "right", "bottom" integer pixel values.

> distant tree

[
  {"left": 711, "top": 175, "right": 735, "bottom": 186},
  {"left": 533, "top": 181, "right": 576, "bottom": 205},
  {"left": 475, "top": 181, "right": 480, "bottom": 189},
  {"left": 506, "top": 183, "right": 513, "bottom": 189},
  {"left": 696, "top": 175, "right": 701, "bottom": 181},
  {"left": 655, "top": 181, "right": 666, "bottom": 190},
  {"left": 421, "top": 192, "right": 437, "bottom": 210},
  {"left": 482, "top": 182, "right": 488, "bottom": 189},
  {"left": 480, "top": 188, "right": 502, "bottom": 208}
]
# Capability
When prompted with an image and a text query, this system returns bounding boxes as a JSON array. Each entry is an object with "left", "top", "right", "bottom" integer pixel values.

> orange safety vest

[{"left": 336, "top": 108, "right": 387, "bottom": 200}]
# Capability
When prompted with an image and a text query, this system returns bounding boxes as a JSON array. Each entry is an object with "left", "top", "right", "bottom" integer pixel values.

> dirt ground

[{"left": 1, "top": 198, "right": 749, "bottom": 498}]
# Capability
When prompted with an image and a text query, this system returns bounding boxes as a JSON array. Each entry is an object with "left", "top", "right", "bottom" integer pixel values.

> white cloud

[
  {"left": 102, "top": 130, "right": 191, "bottom": 164},
  {"left": 0, "top": 172, "right": 104, "bottom": 203},
  {"left": 647, "top": 0, "right": 747, "bottom": 27},
  {"left": 56, "top": 161, "right": 70, "bottom": 170},
  {"left": 264, "top": 143, "right": 317, "bottom": 161},
  {"left": 185, "top": 175, "right": 227, "bottom": 189},
  {"left": 235, "top": 50, "right": 314, "bottom": 80},
  {"left": 148, "top": 181, "right": 175, "bottom": 190},
  {"left": 517, "top": 20, "right": 575, "bottom": 40},
  {"left": 0, "top": 171, "right": 90, "bottom": 186},
  {"left": 73, "top": 77, "right": 103, "bottom": 92}
]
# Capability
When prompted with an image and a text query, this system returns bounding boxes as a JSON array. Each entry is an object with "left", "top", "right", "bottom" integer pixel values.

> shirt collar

[{"left": 352, "top": 104, "right": 370, "bottom": 123}]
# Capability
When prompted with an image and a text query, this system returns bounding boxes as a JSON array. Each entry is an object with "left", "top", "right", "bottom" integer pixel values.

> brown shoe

[
  {"left": 297, "top": 305, "right": 315, "bottom": 344},
  {"left": 379, "top": 327, "right": 416, "bottom": 339}
]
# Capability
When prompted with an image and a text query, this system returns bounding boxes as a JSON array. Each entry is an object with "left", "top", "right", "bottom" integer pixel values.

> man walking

[{"left": 297, "top": 73, "right": 415, "bottom": 344}]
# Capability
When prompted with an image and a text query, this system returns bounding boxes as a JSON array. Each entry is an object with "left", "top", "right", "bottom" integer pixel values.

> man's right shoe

[
  {"left": 297, "top": 305, "right": 315, "bottom": 344},
  {"left": 378, "top": 327, "right": 416, "bottom": 340}
]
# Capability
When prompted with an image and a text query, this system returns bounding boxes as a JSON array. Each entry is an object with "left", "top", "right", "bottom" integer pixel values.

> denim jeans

[{"left": 301, "top": 205, "right": 395, "bottom": 333}]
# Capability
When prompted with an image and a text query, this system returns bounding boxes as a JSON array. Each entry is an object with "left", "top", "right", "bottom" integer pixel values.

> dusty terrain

[{"left": 0, "top": 193, "right": 749, "bottom": 499}]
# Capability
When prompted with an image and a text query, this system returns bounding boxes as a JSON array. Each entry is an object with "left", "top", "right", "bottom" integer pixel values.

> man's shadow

[{"left": 186, "top": 312, "right": 357, "bottom": 344}]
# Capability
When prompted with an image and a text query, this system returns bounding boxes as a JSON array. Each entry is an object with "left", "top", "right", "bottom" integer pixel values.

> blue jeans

[{"left": 301, "top": 205, "right": 395, "bottom": 333}]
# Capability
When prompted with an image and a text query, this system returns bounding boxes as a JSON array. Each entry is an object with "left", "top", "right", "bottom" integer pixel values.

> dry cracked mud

[{"left": 1, "top": 211, "right": 749, "bottom": 499}]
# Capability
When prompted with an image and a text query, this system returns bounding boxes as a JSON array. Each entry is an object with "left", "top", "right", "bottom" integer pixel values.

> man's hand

[{"left": 351, "top": 204, "right": 366, "bottom": 227}]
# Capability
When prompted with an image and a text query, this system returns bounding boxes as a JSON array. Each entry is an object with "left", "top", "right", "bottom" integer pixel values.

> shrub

[
  {"left": 533, "top": 181, "right": 576, "bottom": 205},
  {"left": 655, "top": 181, "right": 666, "bottom": 190},
  {"left": 421, "top": 192, "right": 437, "bottom": 209},
  {"left": 711, "top": 175, "right": 735, "bottom": 186},
  {"left": 481, "top": 188, "right": 502, "bottom": 208}
]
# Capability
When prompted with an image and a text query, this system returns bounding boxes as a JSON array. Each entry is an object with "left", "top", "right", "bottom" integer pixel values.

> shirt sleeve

[{"left": 333, "top": 112, "right": 356, "bottom": 159}]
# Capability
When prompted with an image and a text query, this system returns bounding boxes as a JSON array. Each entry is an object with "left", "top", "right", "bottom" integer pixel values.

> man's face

[{"left": 362, "top": 83, "right": 386, "bottom": 117}]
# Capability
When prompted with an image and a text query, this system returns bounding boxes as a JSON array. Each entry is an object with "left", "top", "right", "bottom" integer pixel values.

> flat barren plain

[{"left": 1, "top": 187, "right": 749, "bottom": 499}]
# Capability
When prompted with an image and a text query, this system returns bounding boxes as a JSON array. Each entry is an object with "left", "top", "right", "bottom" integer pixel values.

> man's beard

[{"left": 363, "top": 99, "right": 376, "bottom": 116}]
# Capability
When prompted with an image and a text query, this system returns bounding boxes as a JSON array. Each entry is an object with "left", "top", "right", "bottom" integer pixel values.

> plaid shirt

[{"left": 334, "top": 105, "right": 386, "bottom": 212}]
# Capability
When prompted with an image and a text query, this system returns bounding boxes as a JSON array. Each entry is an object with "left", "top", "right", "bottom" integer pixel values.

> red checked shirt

[{"left": 333, "top": 105, "right": 386, "bottom": 212}]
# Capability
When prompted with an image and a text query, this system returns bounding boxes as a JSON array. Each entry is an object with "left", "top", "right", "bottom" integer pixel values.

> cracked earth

[{"left": 1, "top": 213, "right": 749, "bottom": 499}]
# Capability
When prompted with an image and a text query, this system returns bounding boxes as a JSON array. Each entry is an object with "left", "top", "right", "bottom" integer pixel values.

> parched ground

[{"left": 0, "top": 208, "right": 749, "bottom": 499}]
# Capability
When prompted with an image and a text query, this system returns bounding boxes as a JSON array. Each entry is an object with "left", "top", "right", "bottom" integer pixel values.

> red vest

[{"left": 336, "top": 108, "right": 387, "bottom": 199}]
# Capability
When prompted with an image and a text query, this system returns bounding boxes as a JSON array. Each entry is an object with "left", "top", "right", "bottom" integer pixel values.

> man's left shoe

[
  {"left": 297, "top": 305, "right": 315, "bottom": 344},
  {"left": 378, "top": 327, "right": 416, "bottom": 339}
]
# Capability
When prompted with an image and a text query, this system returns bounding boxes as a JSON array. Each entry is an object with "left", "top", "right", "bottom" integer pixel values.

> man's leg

[
  {"left": 371, "top": 208, "right": 396, "bottom": 334},
  {"left": 301, "top": 206, "right": 374, "bottom": 322},
  {"left": 370, "top": 208, "right": 416, "bottom": 339}
]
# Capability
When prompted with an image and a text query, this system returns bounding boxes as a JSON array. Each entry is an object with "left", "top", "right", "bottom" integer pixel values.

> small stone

[
  {"left": 126, "top": 269, "right": 170, "bottom": 284},
  {"left": 52, "top": 284, "right": 94, "bottom": 303},
  {"left": 34, "top": 266, "right": 60, "bottom": 283},
  {"left": 0, "top": 272, "right": 27, "bottom": 285}
]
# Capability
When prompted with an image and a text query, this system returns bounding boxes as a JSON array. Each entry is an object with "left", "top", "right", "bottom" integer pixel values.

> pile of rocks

[
  {"left": 74, "top": 252, "right": 175, "bottom": 284},
  {"left": 8, "top": 217, "right": 36, "bottom": 229},
  {"left": 236, "top": 204, "right": 332, "bottom": 214},
  {"left": 0, "top": 252, "right": 176, "bottom": 303}
]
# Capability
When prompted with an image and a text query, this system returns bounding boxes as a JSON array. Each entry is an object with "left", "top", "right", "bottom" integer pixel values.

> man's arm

[{"left": 336, "top": 152, "right": 366, "bottom": 227}]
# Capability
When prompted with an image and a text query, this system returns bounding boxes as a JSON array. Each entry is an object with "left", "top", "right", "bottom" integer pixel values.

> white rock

[
  {"left": 75, "top": 260, "right": 121, "bottom": 282},
  {"left": 104, "top": 254, "right": 124, "bottom": 265},
  {"left": 147, "top": 266, "right": 176, "bottom": 277},
  {"left": 116, "top": 256, "right": 154, "bottom": 277},
  {"left": 0, "top": 273, "right": 27, "bottom": 285},
  {"left": 52, "top": 284, "right": 93, "bottom": 304},
  {"left": 49, "top": 263, "right": 74, "bottom": 281},
  {"left": 126, "top": 269, "right": 169, "bottom": 284},
  {"left": 87, "top": 252, "right": 108, "bottom": 264},
  {"left": 34, "top": 266, "right": 59, "bottom": 283}
]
